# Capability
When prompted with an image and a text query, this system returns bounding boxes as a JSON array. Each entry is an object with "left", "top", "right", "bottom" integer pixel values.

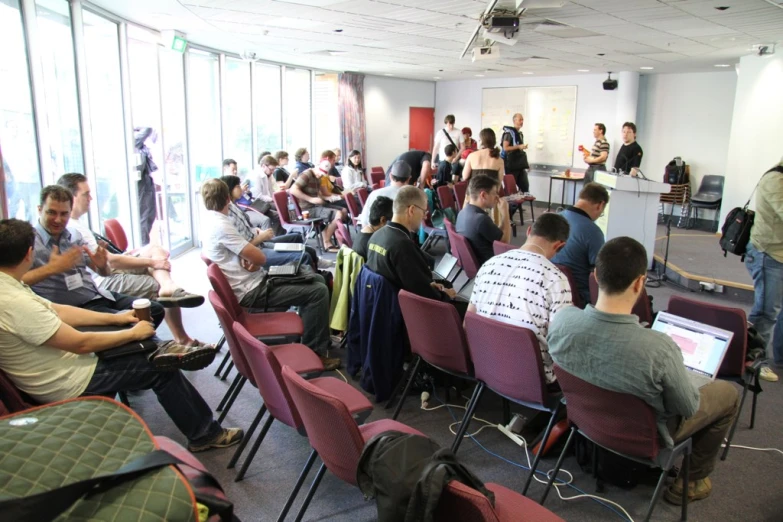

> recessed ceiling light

[
  {"left": 434, "top": 76, "right": 441, "bottom": 80},
  {"left": 384, "top": 73, "right": 394, "bottom": 76},
  {"left": 328, "top": 51, "right": 348, "bottom": 56},
  {"left": 475, "top": 74, "right": 485, "bottom": 77},
  {"left": 577, "top": 69, "right": 589, "bottom": 72},
  {"left": 522, "top": 71, "right": 534, "bottom": 75},
  {"left": 714, "top": 64, "right": 731, "bottom": 67},
  {"left": 640, "top": 66, "right": 654, "bottom": 70}
]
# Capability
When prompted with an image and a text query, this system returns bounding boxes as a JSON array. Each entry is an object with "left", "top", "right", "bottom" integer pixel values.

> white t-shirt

[
  {"left": 433, "top": 127, "right": 462, "bottom": 161},
  {"left": 0, "top": 271, "right": 97, "bottom": 402},
  {"left": 359, "top": 184, "right": 403, "bottom": 225},
  {"left": 469, "top": 249, "right": 572, "bottom": 383},
  {"left": 201, "top": 209, "right": 266, "bottom": 301}
]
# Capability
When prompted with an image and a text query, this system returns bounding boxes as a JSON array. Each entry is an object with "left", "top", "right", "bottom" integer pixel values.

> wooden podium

[{"left": 593, "top": 171, "right": 671, "bottom": 268}]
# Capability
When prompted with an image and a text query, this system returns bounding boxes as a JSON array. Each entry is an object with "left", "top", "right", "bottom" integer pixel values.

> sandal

[
  {"left": 324, "top": 246, "right": 340, "bottom": 253},
  {"left": 156, "top": 289, "right": 205, "bottom": 308}
]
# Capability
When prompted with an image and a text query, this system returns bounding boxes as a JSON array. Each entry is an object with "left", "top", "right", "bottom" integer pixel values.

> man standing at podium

[
  {"left": 614, "top": 122, "right": 644, "bottom": 175},
  {"left": 582, "top": 123, "right": 610, "bottom": 183}
]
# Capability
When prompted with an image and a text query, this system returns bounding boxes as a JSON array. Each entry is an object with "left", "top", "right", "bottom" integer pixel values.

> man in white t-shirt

[
  {"left": 431, "top": 114, "right": 463, "bottom": 163},
  {"left": 199, "top": 179, "right": 340, "bottom": 371},
  {"left": 0, "top": 218, "right": 242, "bottom": 452},
  {"left": 468, "top": 213, "right": 573, "bottom": 383},
  {"left": 58, "top": 174, "right": 209, "bottom": 349}
]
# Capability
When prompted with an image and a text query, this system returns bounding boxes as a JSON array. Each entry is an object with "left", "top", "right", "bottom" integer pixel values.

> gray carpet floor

[{"left": 137, "top": 226, "right": 782, "bottom": 522}]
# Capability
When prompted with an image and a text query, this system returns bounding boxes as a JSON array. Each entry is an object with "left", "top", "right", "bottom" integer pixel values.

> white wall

[
  {"left": 364, "top": 75, "right": 435, "bottom": 170},
  {"left": 722, "top": 53, "right": 783, "bottom": 225}
]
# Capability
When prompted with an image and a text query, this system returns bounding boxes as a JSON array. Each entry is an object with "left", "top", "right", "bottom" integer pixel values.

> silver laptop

[
  {"left": 273, "top": 243, "right": 305, "bottom": 252},
  {"left": 268, "top": 251, "right": 305, "bottom": 277},
  {"left": 433, "top": 253, "right": 459, "bottom": 281},
  {"left": 651, "top": 312, "right": 733, "bottom": 388}
]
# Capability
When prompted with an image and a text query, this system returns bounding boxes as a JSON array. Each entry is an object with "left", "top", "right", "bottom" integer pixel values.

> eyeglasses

[{"left": 411, "top": 204, "right": 427, "bottom": 214}]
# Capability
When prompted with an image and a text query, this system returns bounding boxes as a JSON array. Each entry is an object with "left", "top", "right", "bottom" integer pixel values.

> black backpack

[
  {"left": 719, "top": 166, "right": 783, "bottom": 261},
  {"left": 664, "top": 158, "right": 688, "bottom": 185}
]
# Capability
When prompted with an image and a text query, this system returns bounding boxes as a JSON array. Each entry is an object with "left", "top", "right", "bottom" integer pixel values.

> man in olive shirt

[
  {"left": 548, "top": 237, "right": 738, "bottom": 504},
  {"left": 745, "top": 157, "right": 783, "bottom": 382}
]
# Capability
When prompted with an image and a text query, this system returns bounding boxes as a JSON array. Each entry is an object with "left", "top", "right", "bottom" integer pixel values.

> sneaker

[
  {"left": 188, "top": 427, "right": 244, "bottom": 453},
  {"left": 151, "top": 341, "right": 217, "bottom": 371},
  {"left": 664, "top": 477, "right": 712, "bottom": 505},
  {"left": 759, "top": 367, "right": 779, "bottom": 382},
  {"left": 317, "top": 257, "right": 336, "bottom": 269},
  {"left": 320, "top": 355, "right": 342, "bottom": 371}
]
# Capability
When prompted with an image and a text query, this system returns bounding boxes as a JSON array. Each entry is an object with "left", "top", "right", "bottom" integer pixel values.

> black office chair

[{"left": 688, "top": 175, "right": 724, "bottom": 231}]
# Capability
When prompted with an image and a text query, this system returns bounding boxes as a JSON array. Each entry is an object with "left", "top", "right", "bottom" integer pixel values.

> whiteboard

[{"left": 481, "top": 86, "right": 577, "bottom": 167}]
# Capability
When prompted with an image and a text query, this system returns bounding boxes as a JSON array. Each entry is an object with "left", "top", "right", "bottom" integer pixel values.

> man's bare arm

[
  {"left": 51, "top": 303, "right": 139, "bottom": 328},
  {"left": 45, "top": 321, "right": 155, "bottom": 355}
]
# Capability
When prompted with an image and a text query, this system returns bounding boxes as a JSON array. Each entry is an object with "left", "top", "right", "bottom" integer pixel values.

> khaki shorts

[{"left": 99, "top": 272, "right": 160, "bottom": 299}]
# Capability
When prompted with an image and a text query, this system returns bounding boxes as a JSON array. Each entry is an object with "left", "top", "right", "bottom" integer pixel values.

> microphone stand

[{"left": 646, "top": 217, "right": 690, "bottom": 290}]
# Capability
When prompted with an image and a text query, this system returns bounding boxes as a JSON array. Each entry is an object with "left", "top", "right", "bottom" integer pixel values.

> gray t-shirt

[{"left": 548, "top": 305, "right": 700, "bottom": 446}]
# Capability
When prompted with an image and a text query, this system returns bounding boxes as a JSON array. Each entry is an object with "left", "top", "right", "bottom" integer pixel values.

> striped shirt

[
  {"left": 590, "top": 138, "right": 610, "bottom": 166},
  {"left": 470, "top": 249, "right": 573, "bottom": 383}
]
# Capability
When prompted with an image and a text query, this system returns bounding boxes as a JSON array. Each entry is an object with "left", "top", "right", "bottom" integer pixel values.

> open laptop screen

[
  {"left": 651, "top": 312, "right": 733, "bottom": 378},
  {"left": 433, "top": 253, "right": 459, "bottom": 280}
]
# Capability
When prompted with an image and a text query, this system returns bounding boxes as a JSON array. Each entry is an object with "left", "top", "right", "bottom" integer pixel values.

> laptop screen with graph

[{"left": 651, "top": 312, "right": 733, "bottom": 379}]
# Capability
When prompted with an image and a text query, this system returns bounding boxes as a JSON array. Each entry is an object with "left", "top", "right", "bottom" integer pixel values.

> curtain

[{"left": 338, "top": 73, "right": 366, "bottom": 169}]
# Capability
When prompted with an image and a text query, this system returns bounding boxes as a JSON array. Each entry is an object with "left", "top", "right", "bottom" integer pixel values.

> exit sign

[{"left": 171, "top": 35, "right": 187, "bottom": 53}]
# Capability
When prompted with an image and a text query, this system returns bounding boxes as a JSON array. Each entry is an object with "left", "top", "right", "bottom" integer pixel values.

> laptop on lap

[
  {"left": 268, "top": 251, "right": 306, "bottom": 277},
  {"left": 651, "top": 311, "right": 733, "bottom": 388}
]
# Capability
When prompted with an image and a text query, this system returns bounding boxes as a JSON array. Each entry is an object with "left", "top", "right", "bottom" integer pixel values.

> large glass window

[
  {"left": 313, "top": 73, "right": 339, "bottom": 156},
  {"left": 284, "top": 68, "right": 311, "bottom": 158},
  {"left": 35, "top": 0, "right": 83, "bottom": 182},
  {"left": 253, "top": 63, "right": 282, "bottom": 157},
  {"left": 1, "top": 0, "right": 40, "bottom": 222},
  {"left": 187, "top": 50, "right": 221, "bottom": 184},
  {"left": 82, "top": 10, "right": 131, "bottom": 235},
  {"left": 223, "top": 58, "right": 252, "bottom": 175}
]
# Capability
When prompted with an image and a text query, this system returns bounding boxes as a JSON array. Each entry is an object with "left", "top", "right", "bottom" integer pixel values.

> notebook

[
  {"left": 651, "top": 312, "right": 733, "bottom": 388},
  {"left": 268, "top": 251, "right": 305, "bottom": 277}
]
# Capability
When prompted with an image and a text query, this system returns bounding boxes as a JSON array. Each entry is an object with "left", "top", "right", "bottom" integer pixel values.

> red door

[{"left": 409, "top": 107, "right": 434, "bottom": 152}]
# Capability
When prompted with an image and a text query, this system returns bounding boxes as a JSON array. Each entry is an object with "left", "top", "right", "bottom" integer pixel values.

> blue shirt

[
  {"left": 31, "top": 222, "right": 113, "bottom": 306},
  {"left": 551, "top": 207, "right": 604, "bottom": 305}
]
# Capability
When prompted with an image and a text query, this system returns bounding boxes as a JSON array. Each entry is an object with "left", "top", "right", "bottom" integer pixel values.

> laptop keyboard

[{"left": 269, "top": 265, "right": 296, "bottom": 276}]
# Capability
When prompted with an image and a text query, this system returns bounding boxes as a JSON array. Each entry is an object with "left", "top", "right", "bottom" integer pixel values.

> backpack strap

[
  {"left": 745, "top": 166, "right": 783, "bottom": 208},
  {"left": 443, "top": 129, "right": 458, "bottom": 149}
]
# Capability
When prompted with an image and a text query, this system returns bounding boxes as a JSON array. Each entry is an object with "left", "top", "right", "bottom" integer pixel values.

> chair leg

[
  {"left": 216, "top": 373, "right": 242, "bottom": 412},
  {"left": 391, "top": 356, "right": 421, "bottom": 420},
  {"left": 645, "top": 469, "right": 670, "bottom": 522},
  {"left": 749, "top": 372, "right": 759, "bottom": 429},
  {"left": 221, "top": 360, "right": 234, "bottom": 381},
  {"left": 215, "top": 333, "right": 226, "bottom": 351},
  {"left": 235, "top": 413, "right": 276, "bottom": 482},
  {"left": 227, "top": 404, "right": 267, "bottom": 469},
  {"left": 529, "top": 200, "right": 536, "bottom": 222},
  {"left": 293, "top": 462, "right": 327, "bottom": 522},
  {"left": 721, "top": 377, "right": 751, "bottom": 460},
  {"left": 451, "top": 383, "right": 485, "bottom": 455},
  {"left": 541, "top": 426, "right": 576, "bottom": 505},
  {"left": 502, "top": 398, "right": 511, "bottom": 426},
  {"left": 214, "top": 346, "right": 231, "bottom": 377},
  {"left": 522, "top": 403, "right": 561, "bottom": 496},
  {"left": 277, "top": 450, "right": 318, "bottom": 522},
  {"left": 218, "top": 376, "right": 246, "bottom": 424},
  {"left": 681, "top": 452, "right": 690, "bottom": 521}
]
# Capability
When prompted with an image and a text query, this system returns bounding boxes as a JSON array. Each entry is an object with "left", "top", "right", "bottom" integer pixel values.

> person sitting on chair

[
  {"left": 456, "top": 174, "right": 511, "bottom": 266},
  {"left": 291, "top": 159, "right": 348, "bottom": 254},
  {"left": 354, "top": 196, "right": 393, "bottom": 260},
  {"left": 548, "top": 237, "right": 739, "bottom": 505},
  {"left": 0, "top": 218, "right": 242, "bottom": 452}
]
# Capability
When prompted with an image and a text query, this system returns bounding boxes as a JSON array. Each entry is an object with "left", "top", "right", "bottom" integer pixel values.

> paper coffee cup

[
  {"left": 132, "top": 298, "right": 152, "bottom": 322},
  {"left": 302, "top": 210, "right": 310, "bottom": 219}
]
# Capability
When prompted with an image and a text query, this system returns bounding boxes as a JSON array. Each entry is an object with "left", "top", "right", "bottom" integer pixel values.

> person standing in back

[
  {"left": 431, "top": 114, "right": 463, "bottom": 164},
  {"left": 582, "top": 123, "right": 610, "bottom": 183},
  {"left": 501, "top": 113, "right": 530, "bottom": 193},
  {"left": 745, "top": 157, "right": 783, "bottom": 382}
]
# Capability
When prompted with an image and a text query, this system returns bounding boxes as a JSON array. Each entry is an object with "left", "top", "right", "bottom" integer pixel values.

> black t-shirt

[
  {"left": 455, "top": 203, "right": 503, "bottom": 266},
  {"left": 435, "top": 160, "right": 453, "bottom": 186},
  {"left": 353, "top": 231, "right": 373, "bottom": 260},
  {"left": 273, "top": 167, "right": 289, "bottom": 184},
  {"left": 386, "top": 150, "right": 432, "bottom": 185},
  {"left": 614, "top": 142, "right": 644, "bottom": 173}
]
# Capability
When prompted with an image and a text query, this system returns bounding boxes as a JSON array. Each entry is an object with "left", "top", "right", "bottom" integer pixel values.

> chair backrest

[
  {"left": 344, "top": 192, "right": 361, "bottom": 223},
  {"left": 371, "top": 166, "right": 384, "bottom": 175},
  {"left": 503, "top": 174, "right": 518, "bottom": 197},
  {"left": 444, "top": 219, "right": 462, "bottom": 264},
  {"left": 553, "top": 365, "right": 660, "bottom": 460},
  {"left": 464, "top": 311, "right": 548, "bottom": 407},
  {"left": 453, "top": 181, "right": 467, "bottom": 211},
  {"left": 273, "top": 190, "right": 294, "bottom": 225},
  {"left": 207, "top": 263, "right": 243, "bottom": 318},
  {"left": 697, "top": 175, "right": 725, "bottom": 196},
  {"left": 356, "top": 187, "right": 369, "bottom": 207},
  {"left": 200, "top": 253, "right": 213, "bottom": 267},
  {"left": 588, "top": 271, "right": 651, "bottom": 325},
  {"left": 449, "top": 229, "right": 481, "bottom": 279},
  {"left": 233, "top": 323, "right": 302, "bottom": 428},
  {"left": 103, "top": 219, "right": 128, "bottom": 252},
  {"left": 207, "top": 291, "right": 253, "bottom": 382},
  {"left": 434, "top": 481, "right": 500, "bottom": 522},
  {"left": 667, "top": 295, "right": 747, "bottom": 377},
  {"left": 334, "top": 177, "right": 343, "bottom": 189},
  {"left": 335, "top": 219, "right": 353, "bottom": 248},
  {"left": 399, "top": 290, "right": 472, "bottom": 375},
  {"left": 371, "top": 182, "right": 381, "bottom": 191},
  {"left": 436, "top": 185, "right": 457, "bottom": 213},
  {"left": 492, "top": 241, "right": 516, "bottom": 256},
  {"left": 289, "top": 191, "right": 306, "bottom": 218},
  {"left": 588, "top": 271, "right": 599, "bottom": 305},
  {"left": 281, "top": 365, "right": 365, "bottom": 484},
  {"left": 370, "top": 171, "right": 385, "bottom": 186},
  {"left": 554, "top": 264, "right": 584, "bottom": 309},
  {"left": 0, "top": 368, "right": 36, "bottom": 416}
]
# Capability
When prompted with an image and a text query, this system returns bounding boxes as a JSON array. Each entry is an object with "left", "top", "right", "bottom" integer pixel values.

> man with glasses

[
  {"left": 366, "top": 186, "right": 457, "bottom": 302},
  {"left": 551, "top": 182, "right": 610, "bottom": 306},
  {"left": 359, "top": 161, "right": 411, "bottom": 225},
  {"left": 456, "top": 174, "right": 511, "bottom": 266}
]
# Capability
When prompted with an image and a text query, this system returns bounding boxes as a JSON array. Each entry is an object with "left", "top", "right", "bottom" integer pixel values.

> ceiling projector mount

[{"left": 603, "top": 72, "right": 618, "bottom": 91}]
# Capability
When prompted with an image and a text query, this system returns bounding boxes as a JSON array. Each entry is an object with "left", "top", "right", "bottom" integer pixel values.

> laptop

[
  {"left": 268, "top": 251, "right": 305, "bottom": 277},
  {"left": 433, "top": 253, "right": 459, "bottom": 281},
  {"left": 454, "top": 278, "right": 474, "bottom": 303},
  {"left": 651, "top": 312, "right": 733, "bottom": 388},
  {"left": 273, "top": 243, "right": 305, "bottom": 252}
]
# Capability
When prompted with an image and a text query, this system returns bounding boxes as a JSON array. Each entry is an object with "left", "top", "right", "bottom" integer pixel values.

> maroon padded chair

[
  {"left": 0, "top": 368, "right": 36, "bottom": 416},
  {"left": 335, "top": 220, "right": 353, "bottom": 248},
  {"left": 493, "top": 240, "right": 516, "bottom": 256},
  {"left": 356, "top": 187, "right": 369, "bottom": 207},
  {"left": 446, "top": 221, "right": 481, "bottom": 279},
  {"left": 554, "top": 264, "right": 584, "bottom": 309},
  {"left": 231, "top": 324, "right": 372, "bottom": 521},
  {"left": 272, "top": 190, "right": 324, "bottom": 251},
  {"left": 281, "top": 365, "right": 424, "bottom": 521},
  {"left": 437, "top": 185, "right": 457, "bottom": 214},
  {"left": 435, "top": 481, "right": 565, "bottom": 522},
  {"left": 200, "top": 253, "right": 231, "bottom": 378},
  {"left": 103, "top": 218, "right": 137, "bottom": 254},
  {"left": 344, "top": 192, "right": 362, "bottom": 231},
  {"left": 392, "top": 291, "right": 478, "bottom": 450},
  {"left": 543, "top": 365, "right": 692, "bottom": 521},
  {"left": 503, "top": 174, "right": 536, "bottom": 223},
  {"left": 667, "top": 295, "right": 760, "bottom": 459},
  {"left": 588, "top": 272, "right": 652, "bottom": 326},
  {"left": 463, "top": 312, "right": 564, "bottom": 496},
  {"left": 370, "top": 171, "right": 385, "bottom": 186},
  {"left": 453, "top": 181, "right": 468, "bottom": 211}
]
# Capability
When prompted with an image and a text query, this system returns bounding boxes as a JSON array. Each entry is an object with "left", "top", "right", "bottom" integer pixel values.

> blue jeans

[
  {"left": 745, "top": 243, "right": 783, "bottom": 365},
  {"left": 82, "top": 352, "right": 222, "bottom": 444}
]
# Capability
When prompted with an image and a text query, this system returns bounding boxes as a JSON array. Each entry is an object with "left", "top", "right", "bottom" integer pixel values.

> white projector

[{"left": 472, "top": 46, "right": 500, "bottom": 62}]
